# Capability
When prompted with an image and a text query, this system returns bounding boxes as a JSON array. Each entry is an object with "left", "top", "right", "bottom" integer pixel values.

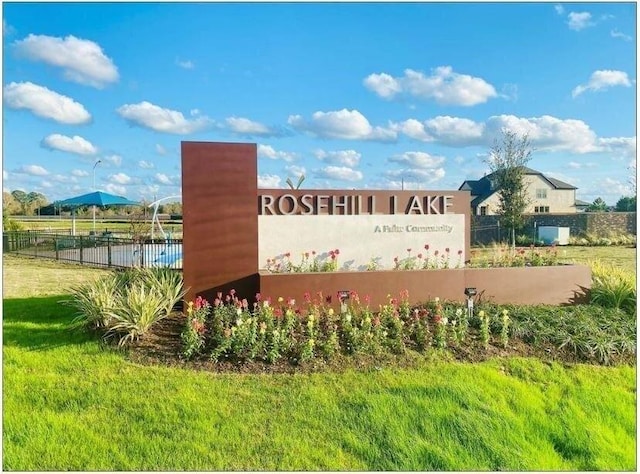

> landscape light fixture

[
  {"left": 338, "top": 290, "right": 350, "bottom": 314},
  {"left": 464, "top": 287, "right": 477, "bottom": 320}
]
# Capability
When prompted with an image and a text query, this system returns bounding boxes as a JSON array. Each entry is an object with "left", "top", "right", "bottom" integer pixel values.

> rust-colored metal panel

[
  {"left": 259, "top": 265, "right": 591, "bottom": 308},
  {"left": 182, "top": 142, "right": 258, "bottom": 304},
  {"left": 465, "top": 265, "right": 591, "bottom": 305}
]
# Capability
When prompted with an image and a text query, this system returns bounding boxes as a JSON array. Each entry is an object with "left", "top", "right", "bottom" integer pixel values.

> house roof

[{"left": 458, "top": 166, "right": 577, "bottom": 207}]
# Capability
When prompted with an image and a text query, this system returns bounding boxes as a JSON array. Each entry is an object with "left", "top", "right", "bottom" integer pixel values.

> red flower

[
  {"left": 394, "top": 256, "right": 399, "bottom": 263},
  {"left": 434, "top": 250, "right": 439, "bottom": 256},
  {"left": 458, "top": 250, "right": 463, "bottom": 255},
  {"left": 312, "top": 250, "right": 316, "bottom": 256},
  {"left": 364, "top": 294, "right": 371, "bottom": 305},
  {"left": 230, "top": 289, "right": 236, "bottom": 296},
  {"left": 274, "top": 308, "right": 283, "bottom": 318},
  {"left": 424, "top": 244, "right": 430, "bottom": 250},
  {"left": 335, "top": 249, "right": 340, "bottom": 255},
  {"left": 445, "top": 248, "right": 450, "bottom": 253},
  {"left": 407, "top": 248, "right": 412, "bottom": 253},
  {"left": 304, "top": 291, "right": 311, "bottom": 303},
  {"left": 285, "top": 252, "right": 291, "bottom": 258},
  {"left": 418, "top": 253, "right": 423, "bottom": 259}
]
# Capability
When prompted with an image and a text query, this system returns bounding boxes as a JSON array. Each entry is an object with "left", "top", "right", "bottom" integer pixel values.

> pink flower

[
  {"left": 434, "top": 250, "right": 439, "bottom": 256},
  {"left": 285, "top": 252, "right": 291, "bottom": 258},
  {"left": 407, "top": 248, "right": 412, "bottom": 253},
  {"left": 458, "top": 250, "right": 463, "bottom": 255},
  {"left": 335, "top": 249, "right": 340, "bottom": 255},
  {"left": 274, "top": 308, "right": 283, "bottom": 318},
  {"left": 364, "top": 295, "right": 371, "bottom": 305},
  {"left": 217, "top": 292, "right": 223, "bottom": 299},
  {"left": 225, "top": 294, "right": 231, "bottom": 302},
  {"left": 214, "top": 298, "right": 221, "bottom": 307},
  {"left": 304, "top": 291, "right": 311, "bottom": 303},
  {"left": 255, "top": 293, "right": 262, "bottom": 302},
  {"left": 445, "top": 248, "right": 450, "bottom": 253},
  {"left": 230, "top": 289, "right": 236, "bottom": 296},
  {"left": 418, "top": 253, "right": 423, "bottom": 259},
  {"left": 242, "top": 298, "right": 249, "bottom": 309}
]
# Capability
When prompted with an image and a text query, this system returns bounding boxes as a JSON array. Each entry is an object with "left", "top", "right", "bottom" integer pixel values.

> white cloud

[
  {"left": 285, "top": 165, "right": 306, "bottom": 179},
  {"left": 154, "top": 173, "right": 174, "bottom": 185},
  {"left": 71, "top": 169, "right": 89, "bottom": 177},
  {"left": 117, "top": 101, "right": 213, "bottom": 134},
  {"left": 138, "top": 160, "right": 155, "bottom": 169},
  {"left": 314, "top": 149, "right": 361, "bottom": 168},
  {"left": 50, "top": 174, "right": 78, "bottom": 184},
  {"left": 554, "top": 4, "right": 564, "bottom": 15},
  {"left": 226, "top": 117, "right": 275, "bottom": 136},
  {"left": 103, "top": 155, "right": 123, "bottom": 167},
  {"left": 41, "top": 134, "right": 97, "bottom": 155},
  {"left": 19, "top": 165, "right": 48, "bottom": 176},
  {"left": 388, "top": 151, "right": 445, "bottom": 169},
  {"left": 257, "top": 144, "right": 296, "bottom": 162},
  {"left": 315, "top": 166, "right": 363, "bottom": 182},
  {"left": 384, "top": 168, "right": 446, "bottom": 184},
  {"left": 13, "top": 34, "right": 118, "bottom": 88},
  {"left": 567, "top": 12, "right": 594, "bottom": 31},
  {"left": 364, "top": 66, "right": 498, "bottom": 106},
  {"left": 611, "top": 29, "right": 632, "bottom": 41},
  {"left": 3, "top": 170, "right": 9, "bottom": 180},
  {"left": 104, "top": 183, "right": 126, "bottom": 196},
  {"left": 176, "top": 58, "right": 195, "bottom": 69},
  {"left": 109, "top": 173, "right": 132, "bottom": 185},
  {"left": 484, "top": 115, "right": 600, "bottom": 153},
  {"left": 155, "top": 144, "right": 168, "bottom": 155},
  {"left": 288, "top": 109, "right": 396, "bottom": 142},
  {"left": 258, "top": 174, "right": 282, "bottom": 188},
  {"left": 3, "top": 20, "right": 15, "bottom": 36},
  {"left": 572, "top": 70, "right": 633, "bottom": 98},
  {"left": 597, "top": 136, "right": 636, "bottom": 159},
  {"left": 393, "top": 113, "right": 620, "bottom": 155},
  {"left": 3, "top": 81, "right": 91, "bottom": 124}
]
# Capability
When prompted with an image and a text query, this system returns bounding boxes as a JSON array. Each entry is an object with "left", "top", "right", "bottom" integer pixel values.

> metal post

[
  {"left": 107, "top": 237, "right": 112, "bottom": 267},
  {"left": 79, "top": 236, "right": 84, "bottom": 264},
  {"left": 92, "top": 159, "right": 102, "bottom": 234}
]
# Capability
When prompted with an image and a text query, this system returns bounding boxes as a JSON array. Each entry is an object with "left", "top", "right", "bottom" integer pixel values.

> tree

[
  {"left": 615, "top": 196, "right": 636, "bottom": 212},
  {"left": 587, "top": 197, "right": 608, "bottom": 212},
  {"left": 3, "top": 192, "right": 21, "bottom": 215},
  {"left": 484, "top": 129, "right": 533, "bottom": 247}
]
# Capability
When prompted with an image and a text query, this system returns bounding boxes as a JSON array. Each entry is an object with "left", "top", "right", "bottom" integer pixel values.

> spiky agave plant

[{"left": 141, "top": 267, "right": 186, "bottom": 316}]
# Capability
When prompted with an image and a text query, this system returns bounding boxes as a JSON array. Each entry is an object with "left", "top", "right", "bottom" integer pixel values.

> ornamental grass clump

[
  {"left": 589, "top": 260, "right": 636, "bottom": 314},
  {"left": 65, "top": 267, "right": 184, "bottom": 346}
]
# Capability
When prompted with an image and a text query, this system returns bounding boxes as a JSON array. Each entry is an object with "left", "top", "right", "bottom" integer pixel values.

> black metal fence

[{"left": 3, "top": 231, "right": 183, "bottom": 269}]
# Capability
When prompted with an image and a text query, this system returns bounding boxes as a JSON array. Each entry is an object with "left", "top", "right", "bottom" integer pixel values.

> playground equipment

[{"left": 147, "top": 195, "right": 183, "bottom": 267}]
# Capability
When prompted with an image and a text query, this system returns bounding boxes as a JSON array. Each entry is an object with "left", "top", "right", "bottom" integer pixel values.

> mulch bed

[{"left": 125, "top": 312, "right": 633, "bottom": 374}]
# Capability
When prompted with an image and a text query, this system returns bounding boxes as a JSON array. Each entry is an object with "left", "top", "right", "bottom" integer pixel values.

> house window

[
  {"left": 479, "top": 206, "right": 487, "bottom": 216},
  {"left": 534, "top": 206, "right": 550, "bottom": 213},
  {"left": 536, "top": 189, "right": 548, "bottom": 199}
]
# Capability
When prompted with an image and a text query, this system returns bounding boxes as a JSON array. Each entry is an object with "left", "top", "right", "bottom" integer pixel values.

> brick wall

[{"left": 471, "top": 212, "right": 636, "bottom": 245}]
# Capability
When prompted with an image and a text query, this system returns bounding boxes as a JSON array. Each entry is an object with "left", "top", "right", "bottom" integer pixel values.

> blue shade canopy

[{"left": 57, "top": 191, "right": 140, "bottom": 207}]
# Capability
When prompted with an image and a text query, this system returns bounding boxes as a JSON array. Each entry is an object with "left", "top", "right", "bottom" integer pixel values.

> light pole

[{"left": 92, "top": 159, "right": 102, "bottom": 234}]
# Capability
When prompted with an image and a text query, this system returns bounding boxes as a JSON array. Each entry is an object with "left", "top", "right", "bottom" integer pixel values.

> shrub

[
  {"left": 66, "top": 276, "right": 119, "bottom": 330},
  {"left": 66, "top": 267, "right": 185, "bottom": 346},
  {"left": 589, "top": 260, "right": 636, "bottom": 314}
]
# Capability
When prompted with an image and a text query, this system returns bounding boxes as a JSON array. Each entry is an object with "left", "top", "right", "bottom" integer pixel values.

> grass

[
  {"left": 3, "top": 254, "right": 637, "bottom": 470},
  {"left": 470, "top": 244, "right": 636, "bottom": 274}
]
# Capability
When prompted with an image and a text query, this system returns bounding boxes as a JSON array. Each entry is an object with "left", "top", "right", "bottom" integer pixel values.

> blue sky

[{"left": 2, "top": 2, "right": 637, "bottom": 205}]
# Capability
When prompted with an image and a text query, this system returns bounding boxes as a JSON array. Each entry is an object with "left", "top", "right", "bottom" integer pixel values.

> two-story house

[{"left": 459, "top": 167, "right": 578, "bottom": 215}]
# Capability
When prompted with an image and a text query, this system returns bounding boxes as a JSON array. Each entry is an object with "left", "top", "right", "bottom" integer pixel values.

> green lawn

[{"left": 2, "top": 255, "right": 637, "bottom": 471}]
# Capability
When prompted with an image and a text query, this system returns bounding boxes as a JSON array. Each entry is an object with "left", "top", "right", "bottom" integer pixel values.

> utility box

[{"left": 538, "top": 226, "right": 570, "bottom": 245}]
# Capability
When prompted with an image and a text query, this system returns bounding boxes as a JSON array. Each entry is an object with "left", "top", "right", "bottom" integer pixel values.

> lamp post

[{"left": 92, "top": 159, "right": 102, "bottom": 234}]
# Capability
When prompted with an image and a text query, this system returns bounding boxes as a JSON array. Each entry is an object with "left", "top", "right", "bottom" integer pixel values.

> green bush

[
  {"left": 66, "top": 267, "right": 185, "bottom": 346},
  {"left": 105, "top": 281, "right": 169, "bottom": 346},
  {"left": 589, "top": 260, "right": 636, "bottom": 314}
]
